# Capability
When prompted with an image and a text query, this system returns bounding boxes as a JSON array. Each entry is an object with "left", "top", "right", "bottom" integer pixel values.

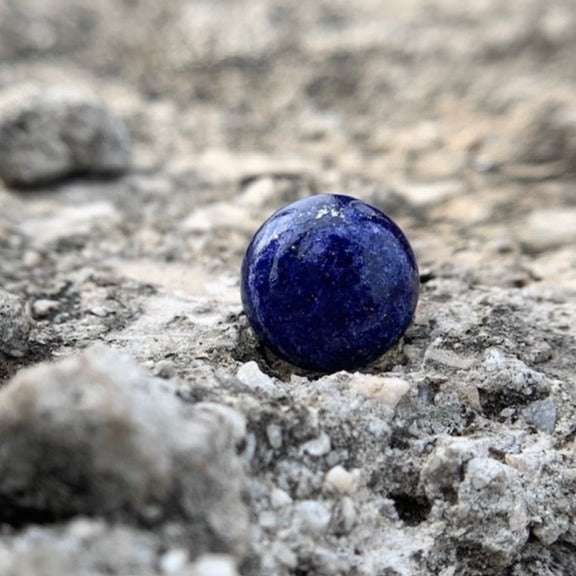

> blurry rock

[
  {"left": 31, "top": 298, "right": 60, "bottom": 319},
  {"left": 526, "top": 341, "right": 554, "bottom": 364},
  {"left": 0, "top": 520, "right": 159, "bottom": 576},
  {"left": 391, "top": 179, "right": 464, "bottom": 210},
  {"left": 511, "top": 104, "right": 571, "bottom": 165},
  {"left": 0, "top": 345, "right": 248, "bottom": 558},
  {"left": 516, "top": 208, "right": 576, "bottom": 253},
  {"left": 480, "top": 101, "right": 576, "bottom": 179},
  {"left": 301, "top": 432, "right": 331, "bottom": 457},
  {"left": 522, "top": 398, "right": 557, "bottom": 434},
  {"left": 20, "top": 201, "right": 120, "bottom": 245},
  {"left": 294, "top": 500, "right": 331, "bottom": 534},
  {"left": 324, "top": 465, "right": 358, "bottom": 495},
  {"left": 189, "top": 554, "right": 239, "bottom": 576},
  {"left": 0, "top": 519, "right": 240, "bottom": 576},
  {"left": 0, "top": 84, "right": 131, "bottom": 186},
  {"left": 0, "top": 289, "right": 32, "bottom": 357}
]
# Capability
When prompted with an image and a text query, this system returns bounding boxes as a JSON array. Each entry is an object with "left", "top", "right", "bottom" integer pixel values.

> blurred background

[{"left": 1, "top": 0, "right": 575, "bottom": 290}]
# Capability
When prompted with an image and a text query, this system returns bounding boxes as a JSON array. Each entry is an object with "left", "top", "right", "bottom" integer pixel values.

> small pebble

[
  {"left": 340, "top": 496, "right": 357, "bottom": 532},
  {"left": 0, "top": 289, "right": 32, "bottom": 357},
  {"left": 154, "top": 359, "right": 176, "bottom": 379},
  {"left": 266, "top": 424, "right": 283, "bottom": 450},
  {"left": 32, "top": 298, "right": 60, "bottom": 318},
  {"left": 324, "top": 465, "right": 357, "bottom": 494},
  {"left": 350, "top": 374, "right": 410, "bottom": 408},
  {"left": 295, "top": 500, "right": 332, "bottom": 534},
  {"left": 522, "top": 398, "right": 557, "bottom": 434},
  {"left": 499, "top": 407, "right": 516, "bottom": 419},
  {"left": 527, "top": 341, "right": 553, "bottom": 364},
  {"left": 301, "top": 432, "right": 332, "bottom": 457},
  {"left": 160, "top": 548, "right": 189, "bottom": 575},
  {"left": 365, "top": 418, "right": 390, "bottom": 440},
  {"left": 425, "top": 347, "right": 477, "bottom": 370},
  {"left": 89, "top": 305, "right": 110, "bottom": 318},
  {"left": 270, "top": 488, "right": 293, "bottom": 508},
  {"left": 190, "top": 554, "right": 239, "bottom": 576},
  {"left": 259, "top": 510, "right": 278, "bottom": 530},
  {"left": 236, "top": 361, "right": 279, "bottom": 395},
  {"left": 22, "top": 250, "right": 42, "bottom": 267},
  {"left": 272, "top": 542, "right": 298, "bottom": 569}
]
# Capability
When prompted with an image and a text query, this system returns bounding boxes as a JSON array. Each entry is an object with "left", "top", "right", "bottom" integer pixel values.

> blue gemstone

[{"left": 241, "top": 194, "right": 419, "bottom": 372}]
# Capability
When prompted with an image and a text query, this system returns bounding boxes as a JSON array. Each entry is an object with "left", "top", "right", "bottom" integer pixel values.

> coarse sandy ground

[{"left": 0, "top": 1, "right": 576, "bottom": 575}]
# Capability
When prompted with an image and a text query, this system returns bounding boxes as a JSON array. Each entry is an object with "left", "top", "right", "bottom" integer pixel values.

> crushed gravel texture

[{"left": 0, "top": 1, "right": 575, "bottom": 575}]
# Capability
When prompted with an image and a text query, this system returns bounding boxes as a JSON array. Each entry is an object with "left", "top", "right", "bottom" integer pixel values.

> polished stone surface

[{"left": 241, "top": 194, "right": 419, "bottom": 372}]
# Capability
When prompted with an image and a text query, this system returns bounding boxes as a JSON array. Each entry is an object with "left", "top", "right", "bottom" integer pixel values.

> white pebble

[
  {"left": 425, "top": 348, "right": 476, "bottom": 370},
  {"left": 89, "top": 305, "right": 110, "bottom": 318},
  {"left": 301, "top": 432, "right": 331, "bottom": 457},
  {"left": 259, "top": 510, "right": 278, "bottom": 529},
  {"left": 341, "top": 496, "right": 357, "bottom": 532},
  {"left": 160, "top": 548, "right": 189, "bottom": 575},
  {"left": 324, "top": 465, "right": 357, "bottom": 494},
  {"left": 270, "top": 487, "right": 293, "bottom": 508},
  {"left": 154, "top": 359, "right": 176, "bottom": 379},
  {"left": 32, "top": 298, "right": 60, "bottom": 317},
  {"left": 236, "top": 361, "right": 279, "bottom": 395},
  {"left": 295, "top": 500, "right": 331, "bottom": 533},
  {"left": 349, "top": 374, "right": 410, "bottom": 408},
  {"left": 22, "top": 250, "right": 41, "bottom": 267},
  {"left": 190, "top": 554, "right": 239, "bottom": 576},
  {"left": 266, "top": 424, "right": 283, "bottom": 449}
]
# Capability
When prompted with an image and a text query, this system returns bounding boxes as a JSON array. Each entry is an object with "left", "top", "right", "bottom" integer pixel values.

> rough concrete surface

[{"left": 0, "top": 1, "right": 575, "bottom": 575}]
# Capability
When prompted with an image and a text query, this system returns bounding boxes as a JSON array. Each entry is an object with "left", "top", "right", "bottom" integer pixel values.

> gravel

[{"left": 0, "top": 288, "right": 32, "bottom": 357}]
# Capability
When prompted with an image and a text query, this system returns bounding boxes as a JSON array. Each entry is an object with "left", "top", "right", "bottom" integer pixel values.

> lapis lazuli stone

[{"left": 241, "top": 194, "right": 419, "bottom": 373}]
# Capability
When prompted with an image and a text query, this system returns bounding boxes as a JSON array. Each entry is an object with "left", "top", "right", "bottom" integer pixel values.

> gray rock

[
  {"left": 0, "top": 345, "right": 248, "bottom": 559},
  {"left": 294, "top": 500, "right": 332, "bottom": 534},
  {"left": 480, "top": 348, "right": 550, "bottom": 399},
  {"left": 420, "top": 437, "right": 489, "bottom": 501},
  {"left": 0, "top": 84, "right": 131, "bottom": 186},
  {"left": 0, "top": 289, "right": 32, "bottom": 357},
  {"left": 31, "top": 298, "right": 61, "bottom": 319},
  {"left": 522, "top": 398, "right": 558, "bottom": 434},
  {"left": 446, "top": 457, "right": 529, "bottom": 569}
]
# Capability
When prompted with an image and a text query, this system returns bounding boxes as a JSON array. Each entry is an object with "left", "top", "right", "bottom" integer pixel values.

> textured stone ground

[{"left": 0, "top": 1, "right": 576, "bottom": 575}]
